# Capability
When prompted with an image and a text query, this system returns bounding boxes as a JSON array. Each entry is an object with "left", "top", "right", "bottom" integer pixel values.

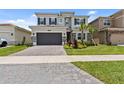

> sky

[{"left": 0, "top": 9, "right": 120, "bottom": 30}]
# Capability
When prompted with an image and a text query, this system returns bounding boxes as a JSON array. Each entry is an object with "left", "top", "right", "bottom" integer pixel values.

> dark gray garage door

[{"left": 37, "top": 33, "right": 62, "bottom": 45}]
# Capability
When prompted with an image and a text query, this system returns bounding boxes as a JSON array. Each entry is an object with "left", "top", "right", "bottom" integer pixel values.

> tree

[
  {"left": 79, "top": 23, "right": 88, "bottom": 42},
  {"left": 88, "top": 25, "right": 97, "bottom": 46}
]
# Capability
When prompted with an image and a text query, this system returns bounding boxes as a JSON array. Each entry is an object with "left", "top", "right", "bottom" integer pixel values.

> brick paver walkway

[
  {"left": 10, "top": 46, "right": 66, "bottom": 56},
  {"left": 0, "top": 63, "right": 102, "bottom": 84}
]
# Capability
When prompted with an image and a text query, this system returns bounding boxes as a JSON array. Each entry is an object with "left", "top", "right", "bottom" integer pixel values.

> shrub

[
  {"left": 72, "top": 39, "right": 78, "bottom": 48},
  {"left": 64, "top": 41, "right": 87, "bottom": 49},
  {"left": 67, "top": 40, "right": 72, "bottom": 47},
  {"left": 16, "top": 43, "right": 21, "bottom": 46},
  {"left": 83, "top": 41, "right": 95, "bottom": 46},
  {"left": 64, "top": 44, "right": 73, "bottom": 49}
]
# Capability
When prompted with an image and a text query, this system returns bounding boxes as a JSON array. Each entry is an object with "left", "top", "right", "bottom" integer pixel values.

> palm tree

[
  {"left": 79, "top": 23, "right": 88, "bottom": 42},
  {"left": 88, "top": 25, "right": 97, "bottom": 46}
]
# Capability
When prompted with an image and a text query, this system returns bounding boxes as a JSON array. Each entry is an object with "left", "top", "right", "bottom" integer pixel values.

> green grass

[
  {"left": 0, "top": 45, "right": 28, "bottom": 56},
  {"left": 65, "top": 45, "right": 124, "bottom": 55},
  {"left": 72, "top": 61, "right": 124, "bottom": 84}
]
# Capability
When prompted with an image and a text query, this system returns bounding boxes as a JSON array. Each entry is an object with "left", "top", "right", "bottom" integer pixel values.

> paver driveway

[
  {"left": 11, "top": 45, "right": 66, "bottom": 56},
  {"left": 0, "top": 63, "right": 102, "bottom": 84}
]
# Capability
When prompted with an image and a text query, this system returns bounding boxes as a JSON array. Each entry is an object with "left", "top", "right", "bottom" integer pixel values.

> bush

[
  {"left": 64, "top": 44, "right": 73, "bottom": 49},
  {"left": 64, "top": 41, "right": 87, "bottom": 49},
  {"left": 15, "top": 43, "right": 33, "bottom": 47},
  {"left": 67, "top": 40, "right": 72, "bottom": 47},
  {"left": 72, "top": 39, "right": 78, "bottom": 48},
  {"left": 16, "top": 43, "right": 21, "bottom": 46},
  {"left": 83, "top": 41, "right": 95, "bottom": 46},
  {"left": 78, "top": 41, "right": 87, "bottom": 48}
]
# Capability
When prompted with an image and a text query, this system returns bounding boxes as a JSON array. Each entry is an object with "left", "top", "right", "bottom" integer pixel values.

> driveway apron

[
  {"left": 7, "top": 46, "right": 103, "bottom": 84},
  {"left": 0, "top": 63, "right": 102, "bottom": 84},
  {"left": 10, "top": 45, "right": 66, "bottom": 56}
]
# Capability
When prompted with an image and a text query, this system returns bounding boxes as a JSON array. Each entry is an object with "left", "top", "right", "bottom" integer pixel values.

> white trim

[{"left": 35, "top": 31, "right": 63, "bottom": 33}]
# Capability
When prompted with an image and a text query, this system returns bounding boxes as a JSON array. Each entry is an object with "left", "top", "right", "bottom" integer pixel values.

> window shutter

[
  {"left": 38, "top": 18, "right": 40, "bottom": 25},
  {"left": 49, "top": 18, "right": 51, "bottom": 25},
  {"left": 44, "top": 18, "right": 46, "bottom": 25},
  {"left": 55, "top": 18, "right": 57, "bottom": 25},
  {"left": 83, "top": 18, "right": 85, "bottom": 24},
  {"left": 74, "top": 18, "right": 76, "bottom": 25}
]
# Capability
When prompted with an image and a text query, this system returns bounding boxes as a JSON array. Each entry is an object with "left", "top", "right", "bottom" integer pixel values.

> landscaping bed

[
  {"left": 72, "top": 61, "right": 124, "bottom": 84},
  {"left": 64, "top": 44, "right": 124, "bottom": 55}
]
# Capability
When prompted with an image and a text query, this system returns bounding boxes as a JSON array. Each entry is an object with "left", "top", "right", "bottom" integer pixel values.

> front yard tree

[
  {"left": 88, "top": 25, "right": 97, "bottom": 46},
  {"left": 79, "top": 23, "right": 88, "bottom": 42}
]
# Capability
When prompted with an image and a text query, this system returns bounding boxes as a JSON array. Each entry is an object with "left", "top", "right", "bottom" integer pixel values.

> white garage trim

[
  {"left": 35, "top": 31, "right": 64, "bottom": 33},
  {"left": 32, "top": 31, "right": 66, "bottom": 45}
]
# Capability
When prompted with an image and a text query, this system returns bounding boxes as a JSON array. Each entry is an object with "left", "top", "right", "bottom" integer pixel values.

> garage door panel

[
  {"left": 111, "top": 33, "right": 124, "bottom": 44},
  {"left": 37, "top": 33, "right": 62, "bottom": 45},
  {"left": 0, "top": 32, "right": 11, "bottom": 41}
]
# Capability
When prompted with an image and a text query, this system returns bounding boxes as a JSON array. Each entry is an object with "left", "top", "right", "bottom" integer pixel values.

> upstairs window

[
  {"left": 74, "top": 18, "right": 86, "bottom": 25},
  {"left": 38, "top": 18, "right": 46, "bottom": 25},
  {"left": 59, "top": 18, "right": 63, "bottom": 23},
  {"left": 49, "top": 18, "right": 57, "bottom": 25},
  {"left": 104, "top": 19, "right": 110, "bottom": 26},
  {"left": 65, "top": 18, "right": 71, "bottom": 27},
  {"left": 74, "top": 18, "right": 80, "bottom": 25},
  {"left": 58, "top": 18, "right": 63, "bottom": 25},
  {"left": 80, "top": 18, "right": 86, "bottom": 24}
]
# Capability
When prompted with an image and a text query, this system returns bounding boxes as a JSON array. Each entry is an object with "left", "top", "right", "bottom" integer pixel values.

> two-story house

[
  {"left": 29, "top": 12, "right": 89, "bottom": 45},
  {"left": 89, "top": 10, "right": 124, "bottom": 45}
]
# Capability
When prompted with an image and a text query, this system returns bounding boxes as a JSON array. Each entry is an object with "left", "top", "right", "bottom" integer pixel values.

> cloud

[
  {"left": 4, "top": 16, "right": 37, "bottom": 30},
  {"left": 32, "top": 14, "right": 37, "bottom": 18},
  {"left": 88, "top": 10, "right": 98, "bottom": 23},
  {"left": 6, "top": 19, "right": 29, "bottom": 30},
  {"left": 7, "top": 20, "right": 15, "bottom": 23},
  {"left": 88, "top": 11, "right": 97, "bottom": 15},
  {"left": 88, "top": 15, "right": 98, "bottom": 23},
  {"left": 7, "top": 19, "right": 25, "bottom": 23},
  {"left": 17, "top": 19, "right": 25, "bottom": 23}
]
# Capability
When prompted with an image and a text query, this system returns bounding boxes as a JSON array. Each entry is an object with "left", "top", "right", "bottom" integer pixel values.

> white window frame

[
  {"left": 39, "top": 17, "right": 45, "bottom": 25},
  {"left": 49, "top": 17, "right": 57, "bottom": 25},
  {"left": 103, "top": 19, "right": 110, "bottom": 26},
  {"left": 58, "top": 18, "right": 63, "bottom": 25}
]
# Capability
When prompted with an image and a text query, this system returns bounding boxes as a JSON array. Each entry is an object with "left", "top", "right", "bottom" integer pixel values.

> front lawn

[
  {"left": 64, "top": 45, "right": 124, "bottom": 55},
  {"left": 0, "top": 45, "right": 29, "bottom": 56},
  {"left": 72, "top": 61, "right": 124, "bottom": 84}
]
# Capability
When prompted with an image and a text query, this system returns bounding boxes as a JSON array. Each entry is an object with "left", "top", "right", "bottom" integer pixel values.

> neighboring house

[
  {"left": 0, "top": 24, "right": 32, "bottom": 45},
  {"left": 89, "top": 10, "right": 124, "bottom": 45},
  {"left": 29, "top": 12, "right": 89, "bottom": 45}
]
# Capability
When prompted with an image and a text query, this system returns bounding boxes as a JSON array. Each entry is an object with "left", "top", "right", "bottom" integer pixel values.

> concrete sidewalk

[{"left": 0, "top": 55, "right": 124, "bottom": 64}]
